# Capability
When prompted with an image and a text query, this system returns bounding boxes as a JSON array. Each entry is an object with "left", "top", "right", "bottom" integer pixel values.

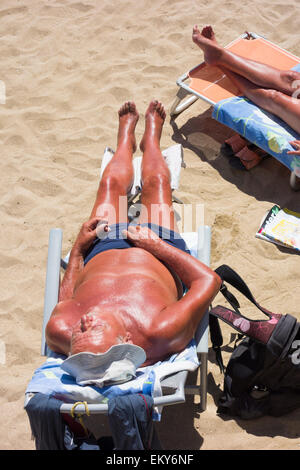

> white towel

[{"left": 100, "top": 143, "right": 184, "bottom": 194}]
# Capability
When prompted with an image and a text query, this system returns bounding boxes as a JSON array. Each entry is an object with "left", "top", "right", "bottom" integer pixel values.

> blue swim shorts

[{"left": 84, "top": 222, "right": 190, "bottom": 265}]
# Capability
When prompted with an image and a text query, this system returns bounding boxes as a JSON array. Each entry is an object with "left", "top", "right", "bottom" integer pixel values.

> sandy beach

[{"left": 1, "top": 0, "right": 300, "bottom": 450}]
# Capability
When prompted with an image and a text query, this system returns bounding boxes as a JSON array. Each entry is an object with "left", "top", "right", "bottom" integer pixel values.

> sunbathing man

[
  {"left": 46, "top": 100, "right": 221, "bottom": 378},
  {"left": 192, "top": 25, "right": 300, "bottom": 155}
]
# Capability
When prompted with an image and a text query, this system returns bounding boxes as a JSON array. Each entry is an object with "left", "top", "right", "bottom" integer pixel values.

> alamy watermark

[
  {"left": 95, "top": 198, "right": 205, "bottom": 240},
  {"left": 0, "top": 340, "right": 5, "bottom": 365},
  {"left": 0, "top": 81, "right": 5, "bottom": 104},
  {"left": 291, "top": 340, "right": 300, "bottom": 365},
  {"left": 291, "top": 79, "right": 300, "bottom": 102}
]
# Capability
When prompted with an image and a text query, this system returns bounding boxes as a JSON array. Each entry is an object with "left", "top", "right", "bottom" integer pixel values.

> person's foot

[
  {"left": 200, "top": 25, "right": 218, "bottom": 44},
  {"left": 192, "top": 25, "right": 222, "bottom": 65},
  {"left": 140, "top": 100, "right": 166, "bottom": 151},
  {"left": 117, "top": 101, "right": 139, "bottom": 152}
]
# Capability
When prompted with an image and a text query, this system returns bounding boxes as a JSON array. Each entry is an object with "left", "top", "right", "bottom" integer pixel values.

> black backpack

[{"left": 209, "top": 264, "right": 300, "bottom": 419}]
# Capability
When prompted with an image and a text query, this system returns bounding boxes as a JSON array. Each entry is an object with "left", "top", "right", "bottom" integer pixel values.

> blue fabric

[
  {"left": 107, "top": 393, "right": 161, "bottom": 450},
  {"left": 84, "top": 222, "right": 191, "bottom": 265},
  {"left": 25, "top": 393, "right": 66, "bottom": 450},
  {"left": 212, "top": 63, "right": 300, "bottom": 173},
  {"left": 25, "top": 393, "right": 109, "bottom": 450}
]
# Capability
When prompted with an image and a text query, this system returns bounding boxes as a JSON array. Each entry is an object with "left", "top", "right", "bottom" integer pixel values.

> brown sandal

[
  {"left": 235, "top": 145, "right": 268, "bottom": 170},
  {"left": 224, "top": 134, "right": 249, "bottom": 154}
]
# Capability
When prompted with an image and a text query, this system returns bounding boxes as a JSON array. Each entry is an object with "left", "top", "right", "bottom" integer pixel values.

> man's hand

[
  {"left": 122, "top": 225, "right": 161, "bottom": 252},
  {"left": 288, "top": 140, "right": 300, "bottom": 155},
  {"left": 58, "top": 217, "right": 110, "bottom": 301},
  {"left": 73, "top": 217, "right": 110, "bottom": 256}
]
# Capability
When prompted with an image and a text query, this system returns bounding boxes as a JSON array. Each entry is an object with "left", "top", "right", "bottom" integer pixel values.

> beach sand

[{"left": 1, "top": 0, "right": 300, "bottom": 450}]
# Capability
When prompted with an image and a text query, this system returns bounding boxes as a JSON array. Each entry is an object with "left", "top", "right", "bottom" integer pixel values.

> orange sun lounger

[
  {"left": 170, "top": 33, "right": 300, "bottom": 189},
  {"left": 171, "top": 32, "right": 300, "bottom": 110}
]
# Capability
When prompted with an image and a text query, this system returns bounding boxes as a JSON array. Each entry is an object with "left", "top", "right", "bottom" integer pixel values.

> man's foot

[
  {"left": 140, "top": 100, "right": 166, "bottom": 152},
  {"left": 117, "top": 101, "right": 139, "bottom": 152},
  {"left": 192, "top": 25, "right": 222, "bottom": 65}
]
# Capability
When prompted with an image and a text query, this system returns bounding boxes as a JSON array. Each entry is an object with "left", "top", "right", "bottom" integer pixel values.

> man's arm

[
  {"left": 123, "top": 226, "right": 221, "bottom": 348},
  {"left": 45, "top": 217, "right": 108, "bottom": 354},
  {"left": 59, "top": 217, "right": 107, "bottom": 301},
  {"left": 58, "top": 248, "right": 84, "bottom": 302}
]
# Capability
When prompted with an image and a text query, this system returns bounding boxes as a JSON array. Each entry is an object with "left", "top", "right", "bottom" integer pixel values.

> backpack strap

[
  {"left": 215, "top": 264, "right": 276, "bottom": 319},
  {"left": 210, "top": 264, "right": 282, "bottom": 345},
  {"left": 209, "top": 314, "right": 225, "bottom": 374}
]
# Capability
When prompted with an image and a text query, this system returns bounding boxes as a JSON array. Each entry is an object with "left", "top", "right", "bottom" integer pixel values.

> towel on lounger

[
  {"left": 25, "top": 339, "right": 199, "bottom": 421},
  {"left": 212, "top": 64, "right": 300, "bottom": 176}
]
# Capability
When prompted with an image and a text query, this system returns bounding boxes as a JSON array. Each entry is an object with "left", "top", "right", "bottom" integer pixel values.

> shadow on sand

[{"left": 170, "top": 108, "right": 300, "bottom": 214}]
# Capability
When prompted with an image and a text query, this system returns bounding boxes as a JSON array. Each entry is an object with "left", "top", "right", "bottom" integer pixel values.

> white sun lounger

[{"left": 25, "top": 145, "right": 212, "bottom": 441}]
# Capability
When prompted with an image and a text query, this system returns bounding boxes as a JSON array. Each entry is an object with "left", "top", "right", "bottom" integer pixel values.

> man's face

[{"left": 70, "top": 308, "right": 126, "bottom": 355}]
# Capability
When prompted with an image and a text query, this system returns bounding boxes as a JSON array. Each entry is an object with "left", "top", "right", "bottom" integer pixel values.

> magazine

[{"left": 256, "top": 205, "right": 300, "bottom": 252}]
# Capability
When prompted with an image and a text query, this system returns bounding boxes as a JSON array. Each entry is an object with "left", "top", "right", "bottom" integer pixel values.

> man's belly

[{"left": 74, "top": 247, "right": 182, "bottom": 307}]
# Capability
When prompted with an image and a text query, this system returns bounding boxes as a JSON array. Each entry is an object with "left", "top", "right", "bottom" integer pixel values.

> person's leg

[
  {"left": 138, "top": 100, "right": 179, "bottom": 232},
  {"left": 89, "top": 101, "right": 139, "bottom": 223},
  {"left": 221, "top": 67, "right": 300, "bottom": 134},
  {"left": 192, "top": 25, "right": 300, "bottom": 96}
]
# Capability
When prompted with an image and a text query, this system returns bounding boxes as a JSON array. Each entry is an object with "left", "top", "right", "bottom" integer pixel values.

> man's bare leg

[
  {"left": 90, "top": 101, "right": 139, "bottom": 223},
  {"left": 138, "top": 100, "right": 179, "bottom": 232},
  {"left": 192, "top": 25, "right": 300, "bottom": 96}
]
